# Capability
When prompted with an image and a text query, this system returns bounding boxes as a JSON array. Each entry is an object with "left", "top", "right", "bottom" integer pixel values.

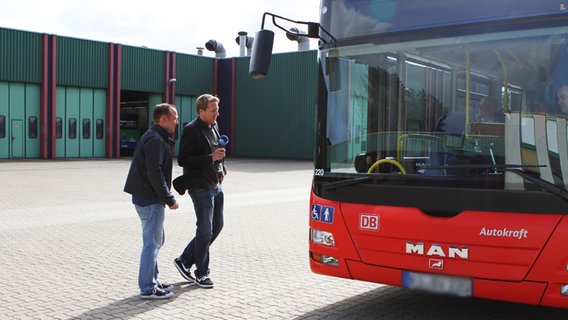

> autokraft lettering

[
  {"left": 479, "top": 227, "right": 528, "bottom": 240},
  {"left": 359, "top": 214, "right": 379, "bottom": 230},
  {"left": 406, "top": 242, "right": 469, "bottom": 259}
]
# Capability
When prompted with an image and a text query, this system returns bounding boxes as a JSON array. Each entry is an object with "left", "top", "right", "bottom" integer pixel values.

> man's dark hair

[{"left": 153, "top": 103, "right": 175, "bottom": 123}]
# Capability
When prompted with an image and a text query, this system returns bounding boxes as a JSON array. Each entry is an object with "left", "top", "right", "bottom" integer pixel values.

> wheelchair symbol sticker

[{"left": 311, "top": 204, "right": 334, "bottom": 223}]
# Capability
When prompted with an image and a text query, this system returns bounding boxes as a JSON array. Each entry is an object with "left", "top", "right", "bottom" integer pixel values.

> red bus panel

[{"left": 310, "top": 192, "right": 568, "bottom": 308}]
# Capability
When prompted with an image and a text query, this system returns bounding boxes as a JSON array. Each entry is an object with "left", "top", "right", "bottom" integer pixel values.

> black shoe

[
  {"left": 196, "top": 276, "right": 214, "bottom": 289},
  {"left": 157, "top": 282, "right": 174, "bottom": 292},
  {"left": 140, "top": 287, "right": 174, "bottom": 299},
  {"left": 173, "top": 258, "right": 196, "bottom": 284}
]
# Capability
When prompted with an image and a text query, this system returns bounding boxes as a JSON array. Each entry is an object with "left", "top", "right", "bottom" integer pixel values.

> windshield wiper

[
  {"left": 424, "top": 163, "right": 543, "bottom": 171},
  {"left": 424, "top": 163, "right": 568, "bottom": 203},
  {"left": 321, "top": 170, "right": 457, "bottom": 192},
  {"left": 507, "top": 168, "right": 568, "bottom": 201}
]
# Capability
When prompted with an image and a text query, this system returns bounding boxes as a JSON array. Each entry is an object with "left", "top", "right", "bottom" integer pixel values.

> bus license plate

[{"left": 402, "top": 271, "right": 472, "bottom": 297}]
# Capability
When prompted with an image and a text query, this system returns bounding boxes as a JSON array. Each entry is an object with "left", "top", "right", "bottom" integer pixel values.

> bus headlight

[
  {"left": 310, "top": 228, "right": 335, "bottom": 246},
  {"left": 311, "top": 252, "right": 339, "bottom": 266}
]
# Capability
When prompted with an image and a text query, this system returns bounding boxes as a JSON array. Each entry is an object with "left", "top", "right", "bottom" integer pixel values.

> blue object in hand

[{"left": 219, "top": 135, "right": 229, "bottom": 147}]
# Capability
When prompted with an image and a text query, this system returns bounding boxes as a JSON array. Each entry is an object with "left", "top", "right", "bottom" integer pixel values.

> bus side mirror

[{"left": 249, "top": 29, "right": 275, "bottom": 79}]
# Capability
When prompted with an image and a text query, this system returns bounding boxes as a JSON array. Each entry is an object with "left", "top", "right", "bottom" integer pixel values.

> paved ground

[
  {"left": 0, "top": 158, "right": 375, "bottom": 320},
  {"left": 0, "top": 158, "right": 567, "bottom": 319}
]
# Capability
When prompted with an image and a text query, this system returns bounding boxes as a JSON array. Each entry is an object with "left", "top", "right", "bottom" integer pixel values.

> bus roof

[{"left": 322, "top": 0, "right": 568, "bottom": 40}]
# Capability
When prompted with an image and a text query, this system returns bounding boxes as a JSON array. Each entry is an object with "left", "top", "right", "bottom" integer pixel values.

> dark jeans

[{"left": 180, "top": 184, "right": 224, "bottom": 279}]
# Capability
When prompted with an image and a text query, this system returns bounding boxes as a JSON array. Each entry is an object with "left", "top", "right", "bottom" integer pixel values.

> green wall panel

[
  {"left": 57, "top": 37, "right": 108, "bottom": 88},
  {"left": 148, "top": 94, "right": 164, "bottom": 127},
  {"left": 0, "top": 82, "right": 41, "bottom": 158},
  {"left": 173, "top": 95, "right": 197, "bottom": 156},
  {"left": 9, "top": 83, "right": 25, "bottom": 158},
  {"left": 93, "top": 89, "right": 106, "bottom": 157},
  {"left": 56, "top": 86, "right": 107, "bottom": 158},
  {"left": 25, "top": 84, "right": 40, "bottom": 158},
  {"left": 121, "top": 46, "right": 165, "bottom": 92},
  {"left": 11, "top": 119, "right": 24, "bottom": 158},
  {"left": 55, "top": 87, "right": 66, "bottom": 158},
  {"left": 9, "top": 83, "right": 25, "bottom": 119},
  {"left": 65, "top": 87, "right": 80, "bottom": 157},
  {"left": 234, "top": 51, "right": 318, "bottom": 159},
  {"left": 176, "top": 54, "right": 214, "bottom": 96},
  {"left": 79, "top": 89, "right": 94, "bottom": 157},
  {"left": 0, "top": 28, "right": 42, "bottom": 83},
  {"left": 0, "top": 82, "right": 8, "bottom": 158}
]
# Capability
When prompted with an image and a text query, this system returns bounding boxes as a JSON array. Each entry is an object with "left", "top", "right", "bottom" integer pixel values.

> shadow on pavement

[
  {"left": 295, "top": 286, "right": 568, "bottom": 320},
  {"left": 71, "top": 282, "right": 198, "bottom": 319}
]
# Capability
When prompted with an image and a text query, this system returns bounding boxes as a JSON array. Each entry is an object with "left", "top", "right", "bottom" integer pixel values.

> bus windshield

[{"left": 318, "top": 12, "right": 568, "bottom": 193}]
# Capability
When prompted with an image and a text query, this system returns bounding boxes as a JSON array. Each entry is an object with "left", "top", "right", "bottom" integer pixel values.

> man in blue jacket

[
  {"left": 124, "top": 103, "right": 179, "bottom": 299},
  {"left": 173, "top": 94, "right": 226, "bottom": 289}
]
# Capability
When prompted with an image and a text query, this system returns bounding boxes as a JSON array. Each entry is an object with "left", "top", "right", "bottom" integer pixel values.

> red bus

[{"left": 251, "top": 0, "right": 568, "bottom": 308}]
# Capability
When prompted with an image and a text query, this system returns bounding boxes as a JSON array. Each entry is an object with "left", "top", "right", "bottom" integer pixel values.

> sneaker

[
  {"left": 140, "top": 287, "right": 174, "bottom": 300},
  {"left": 173, "top": 258, "right": 196, "bottom": 284},
  {"left": 196, "top": 276, "right": 214, "bottom": 289},
  {"left": 157, "top": 282, "right": 174, "bottom": 292}
]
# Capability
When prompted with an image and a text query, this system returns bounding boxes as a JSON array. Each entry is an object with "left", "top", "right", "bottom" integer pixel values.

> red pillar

[
  {"left": 106, "top": 43, "right": 122, "bottom": 158},
  {"left": 163, "top": 51, "right": 176, "bottom": 104},
  {"left": 40, "top": 34, "right": 56, "bottom": 159}
]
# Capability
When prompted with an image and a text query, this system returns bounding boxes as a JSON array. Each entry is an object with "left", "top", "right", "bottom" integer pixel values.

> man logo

[
  {"left": 429, "top": 259, "right": 444, "bottom": 270},
  {"left": 360, "top": 214, "right": 379, "bottom": 230}
]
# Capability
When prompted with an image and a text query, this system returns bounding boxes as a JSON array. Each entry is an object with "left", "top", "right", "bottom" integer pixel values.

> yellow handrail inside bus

[
  {"left": 396, "top": 134, "right": 409, "bottom": 162},
  {"left": 494, "top": 49, "right": 509, "bottom": 113},
  {"left": 367, "top": 159, "right": 407, "bottom": 174}
]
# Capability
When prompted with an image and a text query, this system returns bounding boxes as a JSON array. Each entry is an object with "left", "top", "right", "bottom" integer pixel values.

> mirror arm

[
  {"left": 249, "top": 12, "right": 336, "bottom": 79},
  {"left": 260, "top": 12, "right": 336, "bottom": 44}
]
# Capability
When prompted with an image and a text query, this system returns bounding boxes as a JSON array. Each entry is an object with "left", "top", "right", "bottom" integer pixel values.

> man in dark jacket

[
  {"left": 124, "top": 103, "right": 179, "bottom": 299},
  {"left": 173, "top": 94, "right": 226, "bottom": 289}
]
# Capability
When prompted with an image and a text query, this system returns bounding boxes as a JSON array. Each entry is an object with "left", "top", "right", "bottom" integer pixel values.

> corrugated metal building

[{"left": 0, "top": 26, "right": 317, "bottom": 160}]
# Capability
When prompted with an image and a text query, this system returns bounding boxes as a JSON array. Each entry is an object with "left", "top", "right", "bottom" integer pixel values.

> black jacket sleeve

[{"left": 142, "top": 136, "right": 175, "bottom": 207}]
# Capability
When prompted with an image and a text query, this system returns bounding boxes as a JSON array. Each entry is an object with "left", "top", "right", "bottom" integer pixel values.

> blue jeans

[
  {"left": 180, "top": 185, "right": 224, "bottom": 279},
  {"left": 135, "top": 204, "right": 165, "bottom": 294}
]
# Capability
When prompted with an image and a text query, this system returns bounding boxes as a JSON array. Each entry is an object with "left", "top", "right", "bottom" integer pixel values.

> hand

[
  {"left": 169, "top": 202, "right": 179, "bottom": 210},
  {"left": 212, "top": 148, "right": 226, "bottom": 162}
]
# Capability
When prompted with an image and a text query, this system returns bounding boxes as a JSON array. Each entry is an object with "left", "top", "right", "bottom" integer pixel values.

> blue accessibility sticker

[
  {"left": 311, "top": 204, "right": 334, "bottom": 223},
  {"left": 311, "top": 204, "right": 321, "bottom": 221}
]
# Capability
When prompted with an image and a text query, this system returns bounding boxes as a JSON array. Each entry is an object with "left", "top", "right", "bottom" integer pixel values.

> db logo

[{"left": 359, "top": 214, "right": 379, "bottom": 230}]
